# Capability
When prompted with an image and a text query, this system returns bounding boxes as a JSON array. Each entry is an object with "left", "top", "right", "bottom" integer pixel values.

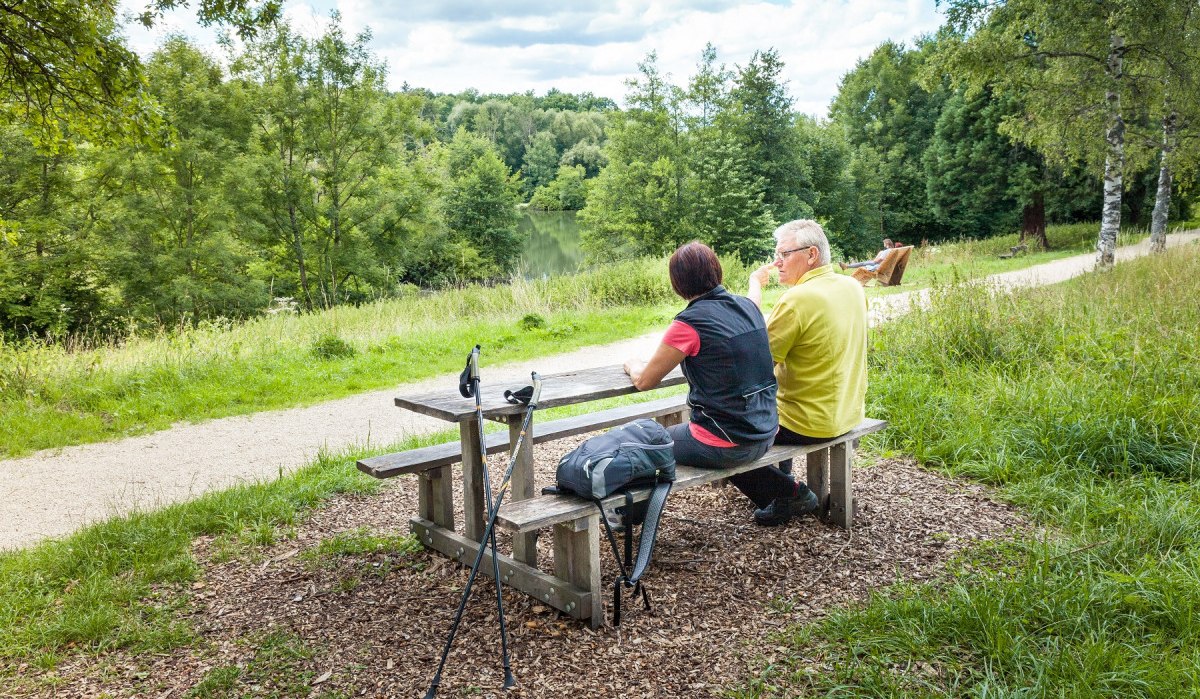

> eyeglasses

[{"left": 775, "top": 246, "right": 813, "bottom": 263}]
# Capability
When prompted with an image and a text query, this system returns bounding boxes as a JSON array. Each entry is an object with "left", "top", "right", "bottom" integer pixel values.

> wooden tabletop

[{"left": 395, "top": 364, "right": 687, "bottom": 422}]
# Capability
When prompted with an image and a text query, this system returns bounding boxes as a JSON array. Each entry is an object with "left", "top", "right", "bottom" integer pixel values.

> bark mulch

[{"left": 19, "top": 443, "right": 1027, "bottom": 699}]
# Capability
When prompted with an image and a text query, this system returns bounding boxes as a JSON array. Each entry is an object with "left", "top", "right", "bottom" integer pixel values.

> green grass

[
  {"left": 0, "top": 385, "right": 684, "bottom": 678},
  {"left": 0, "top": 258, "right": 696, "bottom": 458},
  {"left": 731, "top": 241, "right": 1200, "bottom": 697}
]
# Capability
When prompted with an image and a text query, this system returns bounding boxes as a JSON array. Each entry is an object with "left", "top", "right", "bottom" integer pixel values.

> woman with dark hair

[{"left": 624, "top": 242, "right": 784, "bottom": 518}]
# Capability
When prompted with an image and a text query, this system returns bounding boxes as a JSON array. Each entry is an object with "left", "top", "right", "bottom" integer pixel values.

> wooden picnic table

[
  {"left": 393, "top": 364, "right": 686, "bottom": 608},
  {"left": 383, "top": 362, "right": 884, "bottom": 626}
]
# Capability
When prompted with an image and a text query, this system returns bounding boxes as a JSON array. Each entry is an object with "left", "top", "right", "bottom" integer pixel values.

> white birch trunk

[
  {"left": 1097, "top": 34, "right": 1125, "bottom": 270},
  {"left": 1150, "top": 111, "right": 1175, "bottom": 254}
]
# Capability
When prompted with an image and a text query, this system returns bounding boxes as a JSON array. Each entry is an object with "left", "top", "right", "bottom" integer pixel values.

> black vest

[{"left": 674, "top": 286, "right": 777, "bottom": 445}]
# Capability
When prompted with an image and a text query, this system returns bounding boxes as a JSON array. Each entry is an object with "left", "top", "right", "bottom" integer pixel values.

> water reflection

[{"left": 517, "top": 210, "right": 584, "bottom": 278}]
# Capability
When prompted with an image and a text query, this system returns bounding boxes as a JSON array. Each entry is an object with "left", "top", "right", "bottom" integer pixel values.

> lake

[{"left": 517, "top": 210, "right": 584, "bottom": 278}]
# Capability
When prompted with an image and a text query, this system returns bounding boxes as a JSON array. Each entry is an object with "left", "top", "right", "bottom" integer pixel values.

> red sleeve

[{"left": 662, "top": 320, "right": 700, "bottom": 357}]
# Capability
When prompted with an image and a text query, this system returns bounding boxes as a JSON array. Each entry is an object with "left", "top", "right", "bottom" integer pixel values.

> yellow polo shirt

[{"left": 767, "top": 264, "right": 868, "bottom": 438}]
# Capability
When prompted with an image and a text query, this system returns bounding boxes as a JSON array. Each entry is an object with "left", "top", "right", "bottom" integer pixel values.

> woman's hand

[{"left": 625, "top": 344, "right": 685, "bottom": 391}]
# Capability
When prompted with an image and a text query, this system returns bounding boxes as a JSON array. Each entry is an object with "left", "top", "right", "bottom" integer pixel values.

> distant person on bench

[
  {"left": 624, "top": 241, "right": 780, "bottom": 519},
  {"left": 744, "top": 219, "right": 869, "bottom": 526},
  {"left": 839, "top": 238, "right": 894, "bottom": 272}
]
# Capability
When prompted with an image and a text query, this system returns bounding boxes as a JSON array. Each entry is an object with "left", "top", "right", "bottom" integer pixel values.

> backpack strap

[{"left": 594, "top": 479, "right": 673, "bottom": 626}]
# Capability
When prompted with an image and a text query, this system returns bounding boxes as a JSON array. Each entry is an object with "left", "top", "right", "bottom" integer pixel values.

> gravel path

[{"left": 3, "top": 232, "right": 1196, "bottom": 551}]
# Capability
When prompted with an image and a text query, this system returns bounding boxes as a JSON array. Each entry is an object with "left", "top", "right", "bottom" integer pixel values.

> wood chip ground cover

[{"left": 11, "top": 443, "right": 1027, "bottom": 698}]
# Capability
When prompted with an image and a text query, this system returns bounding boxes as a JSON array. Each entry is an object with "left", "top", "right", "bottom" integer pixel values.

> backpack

[{"left": 548, "top": 418, "right": 675, "bottom": 625}]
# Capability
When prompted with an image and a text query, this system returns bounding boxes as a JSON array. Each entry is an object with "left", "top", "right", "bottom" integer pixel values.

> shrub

[{"left": 310, "top": 333, "right": 356, "bottom": 360}]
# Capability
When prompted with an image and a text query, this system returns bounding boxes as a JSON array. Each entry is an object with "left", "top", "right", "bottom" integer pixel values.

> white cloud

[{"left": 119, "top": 0, "right": 944, "bottom": 116}]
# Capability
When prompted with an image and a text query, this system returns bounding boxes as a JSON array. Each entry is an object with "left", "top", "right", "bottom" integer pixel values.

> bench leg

[
  {"left": 460, "top": 420, "right": 485, "bottom": 541},
  {"left": 806, "top": 447, "right": 829, "bottom": 515},
  {"left": 509, "top": 416, "right": 538, "bottom": 566},
  {"left": 418, "top": 465, "right": 455, "bottom": 531},
  {"left": 553, "top": 514, "right": 603, "bottom": 628},
  {"left": 828, "top": 441, "right": 854, "bottom": 530}
]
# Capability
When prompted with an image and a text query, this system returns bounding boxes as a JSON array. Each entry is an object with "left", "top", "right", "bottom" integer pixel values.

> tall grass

[
  {"left": 734, "top": 242, "right": 1200, "bottom": 697},
  {"left": 1, "top": 257, "right": 743, "bottom": 458}
]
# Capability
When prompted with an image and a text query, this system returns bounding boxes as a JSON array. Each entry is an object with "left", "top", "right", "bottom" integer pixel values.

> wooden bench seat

[
  {"left": 424, "top": 417, "right": 888, "bottom": 627},
  {"left": 998, "top": 243, "right": 1029, "bottom": 259},
  {"left": 496, "top": 418, "right": 887, "bottom": 534},
  {"left": 356, "top": 394, "right": 688, "bottom": 478}
]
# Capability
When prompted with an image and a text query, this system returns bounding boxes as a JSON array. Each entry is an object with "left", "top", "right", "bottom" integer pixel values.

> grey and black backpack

[{"left": 546, "top": 418, "right": 675, "bottom": 625}]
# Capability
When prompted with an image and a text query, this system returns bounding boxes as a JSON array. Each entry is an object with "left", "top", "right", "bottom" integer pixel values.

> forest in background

[{"left": 1, "top": 2, "right": 1198, "bottom": 341}]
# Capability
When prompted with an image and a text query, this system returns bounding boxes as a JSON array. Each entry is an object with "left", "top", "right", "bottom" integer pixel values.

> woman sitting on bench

[{"left": 624, "top": 241, "right": 790, "bottom": 524}]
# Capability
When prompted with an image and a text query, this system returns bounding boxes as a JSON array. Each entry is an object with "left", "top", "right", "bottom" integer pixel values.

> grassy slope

[
  {"left": 731, "top": 241, "right": 1200, "bottom": 697},
  {"left": 2, "top": 227, "right": 1197, "bottom": 684},
  {"left": 0, "top": 259, "right": 693, "bottom": 458}
]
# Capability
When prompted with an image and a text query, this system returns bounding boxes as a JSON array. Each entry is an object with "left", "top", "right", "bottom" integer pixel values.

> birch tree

[{"left": 940, "top": 0, "right": 1170, "bottom": 269}]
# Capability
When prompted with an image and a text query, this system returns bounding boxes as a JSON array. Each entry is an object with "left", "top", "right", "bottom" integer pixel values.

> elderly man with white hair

[{"left": 734, "top": 219, "right": 869, "bottom": 526}]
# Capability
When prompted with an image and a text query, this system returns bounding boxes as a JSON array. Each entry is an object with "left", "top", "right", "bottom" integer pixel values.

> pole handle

[{"left": 529, "top": 372, "right": 542, "bottom": 407}]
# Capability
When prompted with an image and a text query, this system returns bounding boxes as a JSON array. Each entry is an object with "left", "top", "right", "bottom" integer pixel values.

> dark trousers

[
  {"left": 667, "top": 422, "right": 819, "bottom": 510},
  {"left": 729, "top": 425, "right": 834, "bottom": 508}
]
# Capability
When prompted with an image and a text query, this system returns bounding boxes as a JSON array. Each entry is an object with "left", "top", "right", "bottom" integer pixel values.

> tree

[
  {"left": 98, "top": 38, "right": 262, "bottom": 327},
  {"left": 304, "top": 15, "right": 408, "bottom": 306},
  {"left": 579, "top": 52, "right": 688, "bottom": 258},
  {"left": 231, "top": 23, "right": 318, "bottom": 309},
  {"left": 684, "top": 45, "right": 774, "bottom": 261},
  {"left": 0, "top": 0, "right": 279, "bottom": 144},
  {"left": 831, "top": 40, "right": 948, "bottom": 244},
  {"left": 940, "top": 0, "right": 1177, "bottom": 268},
  {"left": 727, "top": 49, "right": 807, "bottom": 223},
  {"left": 0, "top": 125, "right": 103, "bottom": 338},
  {"left": 521, "top": 132, "right": 560, "bottom": 195},
  {"left": 442, "top": 130, "right": 521, "bottom": 277}
]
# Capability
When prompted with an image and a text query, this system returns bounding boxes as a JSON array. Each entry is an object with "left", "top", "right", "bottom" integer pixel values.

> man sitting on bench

[
  {"left": 747, "top": 219, "right": 869, "bottom": 526},
  {"left": 839, "top": 238, "right": 894, "bottom": 272}
]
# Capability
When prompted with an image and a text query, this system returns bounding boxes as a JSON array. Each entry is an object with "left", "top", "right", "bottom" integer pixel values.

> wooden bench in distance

[
  {"left": 356, "top": 394, "right": 689, "bottom": 479},
  {"left": 998, "top": 243, "right": 1029, "bottom": 259},
  {"left": 477, "top": 417, "right": 886, "bottom": 627},
  {"left": 851, "top": 246, "right": 912, "bottom": 287}
]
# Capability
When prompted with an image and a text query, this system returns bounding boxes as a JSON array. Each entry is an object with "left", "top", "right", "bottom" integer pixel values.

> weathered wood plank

[
  {"left": 509, "top": 413, "right": 538, "bottom": 566},
  {"left": 806, "top": 447, "right": 830, "bottom": 518},
  {"left": 553, "top": 514, "right": 603, "bottom": 628},
  {"left": 410, "top": 518, "right": 594, "bottom": 623},
  {"left": 498, "top": 418, "right": 887, "bottom": 533},
  {"left": 395, "top": 364, "right": 687, "bottom": 422},
  {"left": 460, "top": 419, "right": 485, "bottom": 541},
  {"left": 828, "top": 441, "right": 853, "bottom": 530},
  {"left": 357, "top": 395, "right": 689, "bottom": 479}
]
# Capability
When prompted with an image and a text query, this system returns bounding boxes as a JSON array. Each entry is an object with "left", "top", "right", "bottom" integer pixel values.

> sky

[{"left": 120, "top": 0, "right": 945, "bottom": 117}]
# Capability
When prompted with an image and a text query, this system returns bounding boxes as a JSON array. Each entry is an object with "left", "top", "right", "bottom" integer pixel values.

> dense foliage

[{"left": 2, "top": 8, "right": 1198, "bottom": 341}]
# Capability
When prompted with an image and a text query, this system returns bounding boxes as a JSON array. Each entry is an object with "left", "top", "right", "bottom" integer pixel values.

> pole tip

[{"left": 503, "top": 670, "right": 516, "bottom": 690}]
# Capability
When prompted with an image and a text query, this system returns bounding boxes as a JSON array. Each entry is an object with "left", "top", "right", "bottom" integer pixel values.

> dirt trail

[{"left": 2, "top": 232, "right": 1196, "bottom": 550}]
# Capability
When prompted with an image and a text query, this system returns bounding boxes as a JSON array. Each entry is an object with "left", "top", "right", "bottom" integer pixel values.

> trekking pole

[{"left": 425, "top": 365, "right": 542, "bottom": 699}]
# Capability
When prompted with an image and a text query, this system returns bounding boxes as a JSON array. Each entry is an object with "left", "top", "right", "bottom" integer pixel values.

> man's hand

[
  {"left": 752, "top": 263, "right": 773, "bottom": 287},
  {"left": 748, "top": 263, "right": 774, "bottom": 309}
]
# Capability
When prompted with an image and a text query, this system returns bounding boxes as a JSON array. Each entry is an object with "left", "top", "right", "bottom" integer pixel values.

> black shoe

[{"left": 753, "top": 490, "right": 819, "bottom": 526}]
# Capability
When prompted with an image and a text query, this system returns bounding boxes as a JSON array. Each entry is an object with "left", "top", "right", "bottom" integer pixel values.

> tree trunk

[
  {"left": 1097, "top": 34, "right": 1125, "bottom": 270},
  {"left": 1150, "top": 110, "right": 1176, "bottom": 253},
  {"left": 1021, "top": 191, "right": 1048, "bottom": 249}
]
